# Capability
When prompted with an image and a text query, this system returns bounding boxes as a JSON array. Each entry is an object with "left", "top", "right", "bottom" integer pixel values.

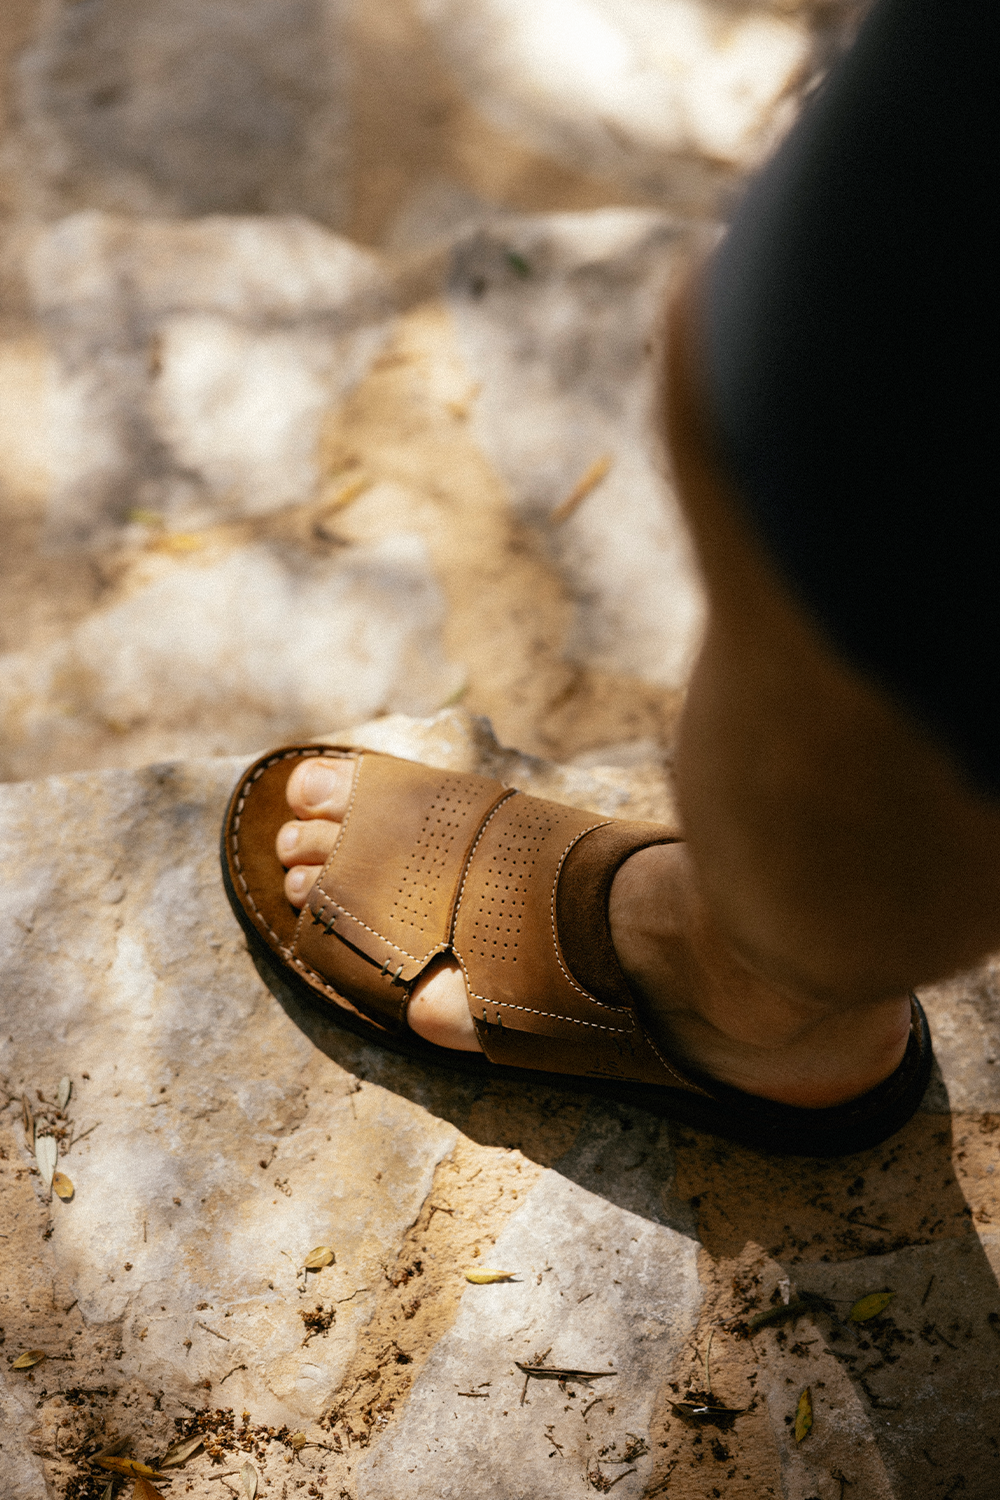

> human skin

[{"left": 274, "top": 269, "right": 1000, "bottom": 1109}]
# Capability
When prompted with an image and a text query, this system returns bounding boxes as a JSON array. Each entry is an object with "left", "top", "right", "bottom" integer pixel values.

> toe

[
  {"left": 286, "top": 756, "right": 355, "bottom": 820},
  {"left": 276, "top": 817, "right": 339, "bottom": 868},
  {"left": 285, "top": 865, "right": 323, "bottom": 907}
]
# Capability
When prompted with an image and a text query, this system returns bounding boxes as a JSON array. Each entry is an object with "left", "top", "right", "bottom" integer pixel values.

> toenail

[
  {"left": 287, "top": 867, "right": 316, "bottom": 901},
  {"left": 297, "top": 760, "right": 337, "bottom": 809},
  {"left": 276, "top": 824, "right": 300, "bottom": 860}
]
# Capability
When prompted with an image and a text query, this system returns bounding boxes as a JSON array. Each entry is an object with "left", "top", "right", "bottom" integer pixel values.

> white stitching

[
  {"left": 230, "top": 747, "right": 345, "bottom": 948},
  {"left": 547, "top": 822, "right": 628, "bottom": 1011},
  {"left": 467, "top": 990, "right": 631, "bottom": 1034},
  {"left": 452, "top": 789, "right": 519, "bottom": 919},
  {"left": 640, "top": 1025, "right": 715, "bottom": 1095}
]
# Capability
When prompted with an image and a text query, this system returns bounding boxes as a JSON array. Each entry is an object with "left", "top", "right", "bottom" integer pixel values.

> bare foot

[{"left": 277, "top": 759, "right": 911, "bottom": 1100}]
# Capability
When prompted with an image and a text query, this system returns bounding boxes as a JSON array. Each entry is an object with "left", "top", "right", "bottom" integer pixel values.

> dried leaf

[
  {"left": 321, "top": 474, "right": 370, "bottom": 513},
  {"left": 12, "top": 1349, "right": 46, "bottom": 1369},
  {"left": 241, "top": 1460, "right": 259, "bottom": 1499},
  {"left": 669, "top": 1396, "right": 745, "bottom": 1431},
  {"left": 550, "top": 454, "right": 613, "bottom": 525},
  {"left": 35, "top": 1134, "right": 58, "bottom": 1188},
  {"left": 465, "top": 1269, "right": 516, "bottom": 1284},
  {"left": 58, "top": 1076, "right": 72, "bottom": 1110},
  {"left": 303, "top": 1246, "right": 335, "bottom": 1270},
  {"left": 134, "top": 1480, "right": 166, "bottom": 1500},
  {"left": 794, "top": 1387, "right": 813, "bottom": 1443},
  {"left": 157, "top": 532, "right": 204, "bottom": 553},
  {"left": 52, "top": 1170, "right": 74, "bottom": 1201},
  {"left": 746, "top": 1293, "right": 832, "bottom": 1333},
  {"left": 159, "top": 1434, "right": 205, "bottom": 1467},
  {"left": 98, "top": 1437, "right": 132, "bottom": 1459},
  {"left": 849, "top": 1291, "right": 895, "bottom": 1323},
  {"left": 289, "top": 1433, "right": 307, "bottom": 1451},
  {"left": 101, "top": 1485, "right": 114, "bottom": 1500},
  {"left": 95, "top": 1457, "right": 163, "bottom": 1478}
]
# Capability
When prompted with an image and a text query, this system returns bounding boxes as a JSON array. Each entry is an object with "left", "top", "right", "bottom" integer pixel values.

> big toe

[{"left": 286, "top": 756, "right": 355, "bottom": 820}]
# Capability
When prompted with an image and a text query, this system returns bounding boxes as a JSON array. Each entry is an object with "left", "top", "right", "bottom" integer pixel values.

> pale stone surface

[
  {"left": 418, "top": 0, "right": 811, "bottom": 184},
  {"left": 448, "top": 210, "right": 707, "bottom": 687},
  {"left": 3, "top": 711, "right": 1000, "bottom": 1499},
  {"left": 9, "top": 0, "right": 351, "bottom": 225},
  {"left": 0, "top": 540, "right": 464, "bottom": 777},
  {"left": 24, "top": 212, "right": 390, "bottom": 544},
  {"left": 359, "top": 1174, "right": 701, "bottom": 1499}
]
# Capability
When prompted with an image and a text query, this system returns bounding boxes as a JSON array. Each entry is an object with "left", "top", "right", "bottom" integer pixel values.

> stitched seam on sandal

[
  {"left": 306, "top": 892, "right": 448, "bottom": 971},
  {"left": 231, "top": 747, "right": 342, "bottom": 949},
  {"left": 305, "top": 767, "right": 510, "bottom": 971},
  {"left": 468, "top": 991, "right": 632, "bottom": 1034},
  {"left": 640, "top": 1025, "right": 715, "bottom": 1095},
  {"left": 548, "top": 823, "right": 632, "bottom": 1014}
]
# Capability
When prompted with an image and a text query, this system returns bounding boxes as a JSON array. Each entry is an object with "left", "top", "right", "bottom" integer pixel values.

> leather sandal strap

[
  {"left": 294, "top": 753, "right": 510, "bottom": 1029},
  {"left": 453, "top": 793, "right": 704, "bottom": 1091}
]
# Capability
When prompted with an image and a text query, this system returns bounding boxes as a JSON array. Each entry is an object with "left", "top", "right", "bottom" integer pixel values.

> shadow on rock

[
  {"left": 651, "top": 1088, "right": 1000, "bottom": 1499},
  {"left": 260, "top": 950, "right": 696, "bottom": 1235}
]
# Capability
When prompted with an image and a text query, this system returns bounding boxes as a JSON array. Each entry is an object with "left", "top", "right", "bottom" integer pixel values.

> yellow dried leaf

[
  {"left": 12, "top": 1349, "right": 46, "bottom": 1369},
  {"left": 303, "top": 1246, "right": 335, "bottom": 1270},
  {"left": 289, "top": 1433, "right": 307, "bottom": 1451},
  {"left": 157, "top": 532, "right": 204, "bottom": 553},
  {"left": 242, "top": 1459, "right": 259, "bottom": 1498},
  {"left": 849, "top": 1291, "right": 895, "bottom": 1323},
  {"left": 134, "top": 1480, "right": 166, "bottom": 1500},
  {"left": 159, "top": 1434, "right": 205, "bottom": 1467},
  {"left": 52, "top": 1170, "right": 74, "bottom": 1201},
  {"left": 322, "top": 474, "right": 370, "bottom": 513},
  {"left": 794, "top": 1386, "right": 813, "bottom": 1443},
  {"left": 95, "top": 1457, "right": 162, "bottom": 1478},
  {"left": 464, "top": 1269, "right": 516, "bottom": 1284}
]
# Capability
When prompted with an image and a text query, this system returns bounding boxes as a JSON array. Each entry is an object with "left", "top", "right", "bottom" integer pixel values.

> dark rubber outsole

[{"left": 220, "top": 818, "right": 935, "bottom": 1160}]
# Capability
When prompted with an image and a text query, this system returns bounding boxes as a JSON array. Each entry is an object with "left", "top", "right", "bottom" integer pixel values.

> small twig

[
  {"left": 577, "top": 1293, "right": 593, "bottom": 1304},
  {"left": 645, "top": 1461, "right": 678, "bottom": 1498},
  {"left": 516, "top": 1363, "right": 617, "bottom": 1384},
  {"left": 457, "top": 1390, "right": 489, "bottom": 1398},
  {"left": 208, "top": 1473, "right": 240, "bottom": 1482},
  {"left": 197, "top": 1321, "right": 231, "bottom": 1342},
  {"left": 921, "top": 1275, "right": 935, "bottom": 1306},
  {"left": 68, "top": 1121, "right": 102, "bottom": 1150},
  {"left": 219, "top": 1364, "right": 247, "bottom": 1385},
  {"left": 582, "top": 1396, "right": 604, "bottom": 1420},
  {"left": 428, "top": 1203, "right": 455, "bottom": 1219}
]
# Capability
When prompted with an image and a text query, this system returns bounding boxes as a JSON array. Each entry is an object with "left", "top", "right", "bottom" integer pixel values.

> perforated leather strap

[{"left": 452, "top": 792, "right": 698, "bottom": 1090}]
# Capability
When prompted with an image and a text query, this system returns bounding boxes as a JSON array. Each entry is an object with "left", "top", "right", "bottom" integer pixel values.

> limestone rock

[
  {"left": 417, "top": 0, "right": 812, "bottom": 188},
  {"left": 448, "top": 210, "right": 707, "bottom": 687},
  {"left": 11, "top": 0, "right": 351, "bottom": 225},
  {"left": 24, "top": 212, "right": 391, "bottom": 545}
]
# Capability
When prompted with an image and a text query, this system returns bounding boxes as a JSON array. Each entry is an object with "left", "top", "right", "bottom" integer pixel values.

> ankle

[{"left": 607, "top": 843, "right": 912, "bottom": 1107}]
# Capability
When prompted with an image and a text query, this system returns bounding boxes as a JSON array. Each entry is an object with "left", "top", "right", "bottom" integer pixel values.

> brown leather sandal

[{"left": 221, "top": 745, "right": 934, "bottom": 1158}]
